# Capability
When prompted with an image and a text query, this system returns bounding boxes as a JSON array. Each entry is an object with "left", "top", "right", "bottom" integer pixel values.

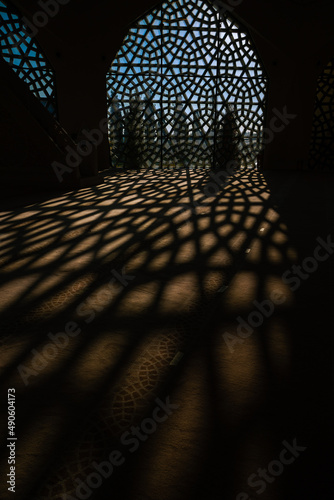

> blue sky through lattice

[
  {"left": 0, "top": 0, "right": 56, "bottom": 115},
  {"left": 105, "top": 0, "right": 268, "bottom": 169}
]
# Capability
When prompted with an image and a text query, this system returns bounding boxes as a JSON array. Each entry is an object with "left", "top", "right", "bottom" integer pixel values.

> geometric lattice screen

[
  {"left": 106, "top": 0, "right": 267, "bottom": 170},
  {"left": 309, "top": 58, "right": 334, "bottom": 170},
  {"left": 0, "top": 0, "right": 57, "bottom": 116}
]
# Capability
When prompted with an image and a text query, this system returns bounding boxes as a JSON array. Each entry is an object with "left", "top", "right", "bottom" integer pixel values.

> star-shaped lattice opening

[
  {"left": 106, "top": 0, "right": 268, "bottom": 171},
  {"left": 0, "top": 0, "right": 57, "bottom": 116}
]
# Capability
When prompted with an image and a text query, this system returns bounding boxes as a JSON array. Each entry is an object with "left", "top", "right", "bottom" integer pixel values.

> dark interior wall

[
  {"left": 0, "top": 82, "right": 54, "bottom": 186},
  {"left": 0, "top": 59, "right": 80, "bottom": 196},
  {"left": 3, "top": 0, "right": 334, "bottom": 183}
]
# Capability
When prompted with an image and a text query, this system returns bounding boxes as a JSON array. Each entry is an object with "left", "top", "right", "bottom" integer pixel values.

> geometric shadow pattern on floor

[{"left": 2, "top": 168, "right": 329, "bottom": 500}]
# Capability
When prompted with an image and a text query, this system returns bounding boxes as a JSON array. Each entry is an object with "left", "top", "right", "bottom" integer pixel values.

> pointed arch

[{"left": 106, "top": 0, "right": 268, "bottom": 170}]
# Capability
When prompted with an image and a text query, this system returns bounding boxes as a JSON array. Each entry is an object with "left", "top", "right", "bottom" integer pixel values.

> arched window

[
  {"left": 309, "top": 58, "right": 334, "bottom": 170},
  {"left": 0, "top": 0, "right": 57, "bottom": 116},
  {"left": 106, "top": 0, "right": 267, "bottom": 170}
]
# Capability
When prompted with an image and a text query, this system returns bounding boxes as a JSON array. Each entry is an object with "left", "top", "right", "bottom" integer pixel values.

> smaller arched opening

[
  {"left": 0, "top": 0, "right": 57, "bottom": 116},
  {"left": 106, "top": 0, "right": 268, "bottom": 172},
  {"left": 309, "top": 57, "right": 334, "bottom": 170}
]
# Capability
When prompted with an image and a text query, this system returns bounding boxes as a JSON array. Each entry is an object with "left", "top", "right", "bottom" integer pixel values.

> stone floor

[{"left": 0, "top": 168, "right": 333, "bottom": 500}]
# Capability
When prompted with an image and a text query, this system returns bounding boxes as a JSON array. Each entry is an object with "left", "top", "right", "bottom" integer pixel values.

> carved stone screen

[
  {"left": 106, "top": 0, "right": 267, "bottom": 170},
  {"left": 0, "top": 0, "right": 57, "bottom": 116},
  {"left": 309, "top": 58, "right": 334, "bottom": 170}
]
